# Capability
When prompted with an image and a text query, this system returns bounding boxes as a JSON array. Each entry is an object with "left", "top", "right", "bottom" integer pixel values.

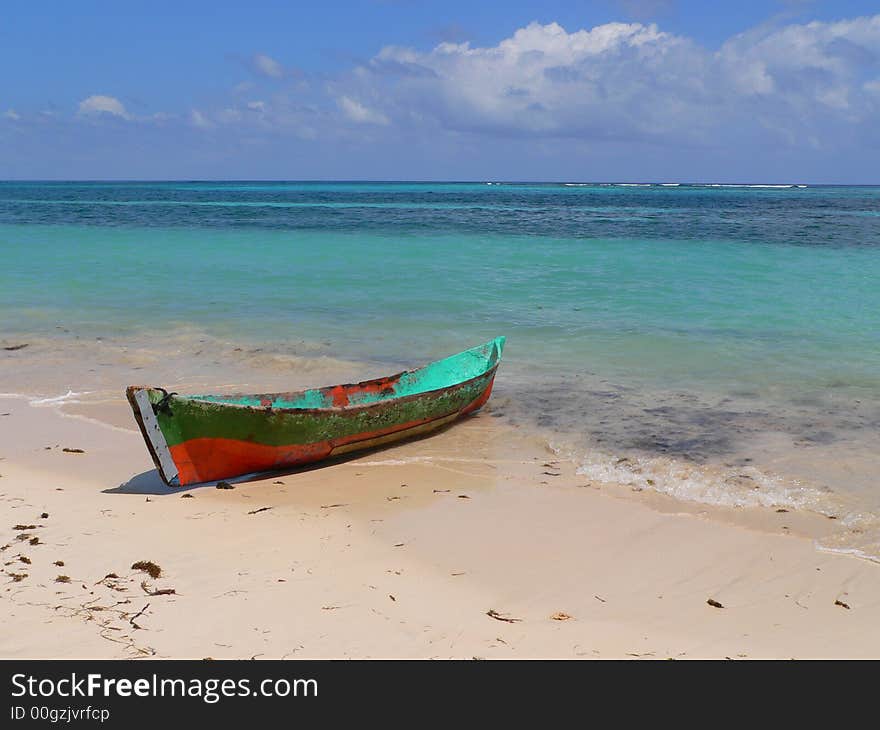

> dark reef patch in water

[{"left": 501, "top": 373, "right": 877, "bottom": 470}]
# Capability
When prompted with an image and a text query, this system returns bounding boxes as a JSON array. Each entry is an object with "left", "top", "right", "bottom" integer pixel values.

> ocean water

[{"left": 1, "top": 181, "right": 879, "bottom": 555}]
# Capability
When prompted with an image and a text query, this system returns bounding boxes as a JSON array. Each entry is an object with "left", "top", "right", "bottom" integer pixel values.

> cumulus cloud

[
  {"left": 252, "top": 53, "right": 284, "bottom": 78},
  {"left": 187, "top": 97, "right": 322, "bottom": 140},
  {"left": 719, "top": 16, "right": 880, "bottom": 102},
  {"left": 334, "top": 16, "right": 880, "bottom": 148},
  {"left": 77, "top": 94, "right": 130, "bottom": 119},
  {"left": 337, "top": 95, "right": 390, "bottom": 125},
  {"left": 190, "top": 109, "right": 214, "bottom": 129},
  {"left": 42, "top": 14, "right": 880, "bottom": 168}
]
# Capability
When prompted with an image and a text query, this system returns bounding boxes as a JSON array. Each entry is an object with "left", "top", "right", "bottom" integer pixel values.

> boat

[{"left": 126, "top": 336, "right": 505, "bottom": 487}]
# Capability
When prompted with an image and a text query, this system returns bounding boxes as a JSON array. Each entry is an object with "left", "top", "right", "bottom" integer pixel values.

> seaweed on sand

[{"left": 131, "top": 561, "right": 162, "bottom": 579}]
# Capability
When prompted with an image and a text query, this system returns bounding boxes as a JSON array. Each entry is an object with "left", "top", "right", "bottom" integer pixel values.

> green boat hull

[{"left": 127, "top": 337, "right": 504, "bottom": 486}]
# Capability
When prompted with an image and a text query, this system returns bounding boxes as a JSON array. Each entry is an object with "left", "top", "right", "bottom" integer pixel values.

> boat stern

[{"left": 125, "top": 386, "right": 181, "bottom": 487}]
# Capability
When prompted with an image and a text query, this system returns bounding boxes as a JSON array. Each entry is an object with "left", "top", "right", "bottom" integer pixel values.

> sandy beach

[
  {"left": 3, "top": 385, "right": 878, "bottom": 660},
  {"left": 4, "top": 0, "right": 880, "bottom": 676}
]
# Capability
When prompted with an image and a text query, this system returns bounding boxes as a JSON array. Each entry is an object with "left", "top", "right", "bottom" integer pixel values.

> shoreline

[
  {"left": 2, "top": 326, "right": 879, "bottom": 559},
  {"left": 2, "top": 395, "right": 879, "bottom": 658}
]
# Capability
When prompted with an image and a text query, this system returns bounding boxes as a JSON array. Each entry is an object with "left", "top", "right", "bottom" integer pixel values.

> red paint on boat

[
  {"left": 170, "top": 379, "right": 494, "bottom": 485},
  {"left": 328, "top": 385, "right": 350, "bottom": 407},
  {"left": 171, "top": 438, "right": 333, "bottom": 485},
  {"left": 322, "top": 372, "right": 404, "bottom": 409}
]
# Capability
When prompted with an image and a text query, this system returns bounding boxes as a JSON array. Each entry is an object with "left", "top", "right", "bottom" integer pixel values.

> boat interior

[{"left": 185, "top": 336, "right": 505, "bottom": 410}]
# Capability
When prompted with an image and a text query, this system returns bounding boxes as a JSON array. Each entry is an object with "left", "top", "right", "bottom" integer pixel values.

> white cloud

[
  {"left": 718, "top": 16, "right": 880, "bottom": 102},
  {"left": 335, "top": 16, "right": 880, "bottom": 147},
  {"left": 337, "top": 95, "right": 390, "bottom": 125},
  {"left": 187, "top": 95, "right": 324, "bottom": 139},
  {"left": 77, "top": 95, "right": 130, "bottom": 119},
  {"left": 55, "top": 14, "right": 879, "bottom": 159},
  {"left": 253, "top": 53, "right": 284, "bottom": 78},
  {"left": 190, "top": 109, "right": 214, "bottom": 129},
  {"left": 341, "top": 21, "right": 708, "bottom": 140},
  {"left": 3, "top": 109, "right": 20, "bottom": 120}
]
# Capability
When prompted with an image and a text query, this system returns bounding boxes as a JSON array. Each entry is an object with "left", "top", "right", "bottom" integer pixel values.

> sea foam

[{"left": 30, "top": 390, "right": 89, "bottom": 406}]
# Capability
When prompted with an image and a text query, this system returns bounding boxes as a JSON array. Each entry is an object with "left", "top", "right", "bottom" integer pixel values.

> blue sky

[{"left": 2, "top": 0, "right": 880, "bottom": 181}]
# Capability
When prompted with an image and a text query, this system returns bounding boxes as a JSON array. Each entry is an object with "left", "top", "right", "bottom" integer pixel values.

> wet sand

[{"left": 2, "top": 394, "right": 879, "bottom": 659}]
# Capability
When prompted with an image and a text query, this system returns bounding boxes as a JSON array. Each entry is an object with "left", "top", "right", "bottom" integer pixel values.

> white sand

[{"left": 2, "top": 395, "right": 878, "bottom": 659}]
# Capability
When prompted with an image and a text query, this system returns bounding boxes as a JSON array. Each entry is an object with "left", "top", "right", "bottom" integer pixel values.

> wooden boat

[{"left": 126, "top": 336, "right": 504, "bottom": 487}]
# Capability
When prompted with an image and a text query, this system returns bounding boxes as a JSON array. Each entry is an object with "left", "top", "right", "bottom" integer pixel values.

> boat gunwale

[
  {"left": 127, "top": 363, "right": 499, "bottom": 418},
  {"left": 127, "top": 338, "right": 503, "bottom": 416}
]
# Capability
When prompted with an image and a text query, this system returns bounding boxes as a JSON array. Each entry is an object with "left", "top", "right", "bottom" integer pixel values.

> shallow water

[{"left": 1, "top": 181, "right": 878, "bottom": 556}]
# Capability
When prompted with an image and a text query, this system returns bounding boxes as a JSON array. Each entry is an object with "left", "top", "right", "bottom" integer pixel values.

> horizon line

[{"left": 1, "top": 178, "right": 879, "bottom": 186}]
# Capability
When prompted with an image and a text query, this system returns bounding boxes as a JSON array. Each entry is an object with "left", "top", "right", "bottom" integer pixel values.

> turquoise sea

[{"left": 2, "top": 181, "right": 879, "bottom": 554}]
